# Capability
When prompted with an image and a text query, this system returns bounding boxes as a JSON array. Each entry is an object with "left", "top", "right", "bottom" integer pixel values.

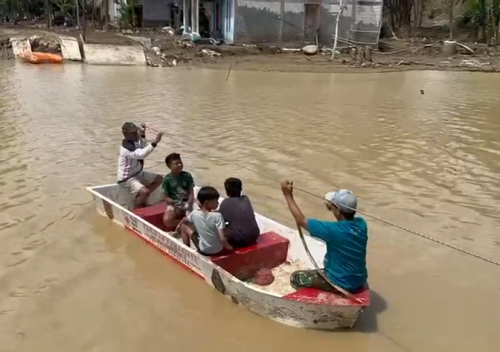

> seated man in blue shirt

[{"left": 280, "top": 181, "right": 368, "bottom": 293}]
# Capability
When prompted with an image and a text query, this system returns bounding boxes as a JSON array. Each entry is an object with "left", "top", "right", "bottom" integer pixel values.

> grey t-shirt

[{"left": 187, "top": 209, "right": 225, "bottom": 254}]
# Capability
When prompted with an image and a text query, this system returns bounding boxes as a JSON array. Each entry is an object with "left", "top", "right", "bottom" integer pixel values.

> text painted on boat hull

[{"left": 142, "top": 222, "right": 200, "bottom": 271}]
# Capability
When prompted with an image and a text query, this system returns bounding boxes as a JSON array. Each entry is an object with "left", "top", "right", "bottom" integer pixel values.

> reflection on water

[{"left": 0, "top": 61, "right": 499, "bottom": 352}]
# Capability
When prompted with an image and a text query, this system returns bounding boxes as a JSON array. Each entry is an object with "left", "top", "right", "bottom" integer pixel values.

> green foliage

[
  {"left": 455, "top": 0, "right": 500, "bottom": 43},
  {"left": 118, "top": 0, "right": 131, "bottom": 27},
  {"left": 52, "top": 0, "right": 76, "bottom": 17},
  {"left": 458, "top": 0, "right": 486, "bottom": 29},
  {"left": 458, "top": 0, "right": 500, "bottom": 31},
  {"left": 1, "top": 0, "right": 75, "bottom": 16}
]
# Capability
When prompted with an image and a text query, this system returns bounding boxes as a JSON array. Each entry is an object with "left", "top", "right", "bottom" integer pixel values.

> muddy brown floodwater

[{"left": 1, "top": 62, "right": 500, "bottom": 352}]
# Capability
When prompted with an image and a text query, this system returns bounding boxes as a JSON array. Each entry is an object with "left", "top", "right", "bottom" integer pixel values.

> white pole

[{"left": 331, "top": 0, "right": 344, "bottom": 59}]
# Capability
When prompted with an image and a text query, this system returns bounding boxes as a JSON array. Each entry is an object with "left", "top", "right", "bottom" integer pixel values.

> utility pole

[
  {"left": 82, "top": 0, "right": 86, "bottom": 41},
  {"left": 104, "top": 0, "right": 109, "bottom": 30},
  {"left": 76, "top": 0, "right": 80, "bottom": 27},
  {"left": 449, "top": 0, "right": 454, "bottom": 40},
  {"left": 45, "top": 0, "right": 50, "bottom": 28}
]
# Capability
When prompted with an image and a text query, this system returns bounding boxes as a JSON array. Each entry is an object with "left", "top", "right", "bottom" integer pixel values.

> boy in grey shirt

[{"left": 177, "top": 186, "right": 233, "bottom": 255}]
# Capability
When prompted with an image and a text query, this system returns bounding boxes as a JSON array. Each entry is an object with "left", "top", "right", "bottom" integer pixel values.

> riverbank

[{"left": 1, "top": 24, "right": 499, "bottom": 73}]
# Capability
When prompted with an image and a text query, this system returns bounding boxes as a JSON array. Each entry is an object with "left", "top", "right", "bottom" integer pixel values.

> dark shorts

[
  {"left": 191, "top": 231, "right": 223, "bottom": 256},
  {"left": 290, "top": 269, "right": 337, "bottom": 292},
  {"left": 227, "top": 236, "right": 258, "bottom": 249},
  {"left": 225, "top": 228, "right": 258, "bottom": 249}
]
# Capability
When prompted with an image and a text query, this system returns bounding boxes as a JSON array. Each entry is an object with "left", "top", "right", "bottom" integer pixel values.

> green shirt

[{"left": 162, "top": 171, "right": 194, "bottom": 203}]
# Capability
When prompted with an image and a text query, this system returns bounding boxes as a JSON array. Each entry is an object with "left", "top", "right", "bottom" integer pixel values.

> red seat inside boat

[
  {"left": 283, "top": 284, "right": 370, "bottom": 307},
  {"left": 210, "top": 231, "right": 289, "bottom": 281},
  {"left": 132, "top": 202, "right": 176, "bottom": 232}
]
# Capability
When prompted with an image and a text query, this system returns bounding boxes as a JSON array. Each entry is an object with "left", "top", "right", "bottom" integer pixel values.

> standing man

[
  {"left": 117, "top": 122, "right": 164, "bottom": 208},
  {"left": 280, "top": 181, "right": 368, "bottom": 293}
]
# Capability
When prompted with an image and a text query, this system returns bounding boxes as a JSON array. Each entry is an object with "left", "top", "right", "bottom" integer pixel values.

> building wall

[
  {"left": 234, "top": 0, "right": 382, "bottom": 46},
  {"left": 235, "top": 0, "right": 306, "bottom": 44},
  {"left": 143, "top": 0, "right": 173, "bottom": 27},
  {"left": 347, "top": 0, "right": 383, "bottom": 44},
  {"left": 334, "top": 0, "right": 383, "bottom": 45}
]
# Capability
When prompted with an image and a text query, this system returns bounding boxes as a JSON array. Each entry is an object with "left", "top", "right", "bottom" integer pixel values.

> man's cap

[{"left": 324, "top": 189, "right": 357, "bottom": 214}]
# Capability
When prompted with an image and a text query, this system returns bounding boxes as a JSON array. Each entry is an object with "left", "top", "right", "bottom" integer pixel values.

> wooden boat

[
  {"left": 87, "top": 173, "right": 370, "bottom": 330},
  {"left": 19, "top": 51, "right": 63, "bottom": 64}
]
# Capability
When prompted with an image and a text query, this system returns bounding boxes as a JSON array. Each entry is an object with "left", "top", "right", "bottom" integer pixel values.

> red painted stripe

[{"left": 123, "top": 225, "right": 204, "bottom": 279}]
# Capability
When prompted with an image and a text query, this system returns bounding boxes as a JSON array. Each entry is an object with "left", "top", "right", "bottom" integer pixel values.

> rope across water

[{"left": 145, "top": 126, "right": 500, "bottom": 268}]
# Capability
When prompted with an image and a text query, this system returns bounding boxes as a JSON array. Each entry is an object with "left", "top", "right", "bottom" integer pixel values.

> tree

[{"left": 458, "top": 0, "right": 500, "bottom": 44}]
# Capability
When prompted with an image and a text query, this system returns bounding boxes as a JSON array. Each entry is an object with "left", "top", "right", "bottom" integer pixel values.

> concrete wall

[
  {"left": 58, "top": 35, "right": 83, "bottom": 61},
  {"left": 83, "top": 44, "right": 146, "bottom": 65},
  {"left": 234, "top": 0, "right": 382, "bottom": 46}
]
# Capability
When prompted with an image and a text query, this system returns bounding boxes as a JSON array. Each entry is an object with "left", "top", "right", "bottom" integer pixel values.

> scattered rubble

[
  {"left": 200, "top": 48, "right": 221, "bottom": 57},
  {"left": 145, "top": 45, "right": 178, "bottom": 67},
  {"left": 176, "top": 40, "right": 195, "bottom": 49},
  {"left": 161, "top": 26, "right": 175, "bottom": 36},
  {"left": 460, "top": 59, "right": 487, "bottom": 67},
  {"left": 144, "top": 36, "right": 225, "bottom": 68}
]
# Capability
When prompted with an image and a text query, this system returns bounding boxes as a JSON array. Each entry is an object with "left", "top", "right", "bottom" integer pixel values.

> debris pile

[
  {"left": 29, "top": 35, "right": 61, "bottom": 54},
  {"left": 146, "top": 45, "right": 178, "bottom": 67},
  {"left": 144, "top": 37, "right": 224, "bottom": 68}
]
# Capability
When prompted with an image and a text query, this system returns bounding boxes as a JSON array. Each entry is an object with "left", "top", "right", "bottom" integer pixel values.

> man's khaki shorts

[{"left": 124, "top": 171, "right": 157, "bottom": 194}]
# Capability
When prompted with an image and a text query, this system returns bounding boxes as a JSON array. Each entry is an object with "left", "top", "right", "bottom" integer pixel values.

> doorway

[{"left": 303, "top": 3, "right": 320, "bottom": 43}]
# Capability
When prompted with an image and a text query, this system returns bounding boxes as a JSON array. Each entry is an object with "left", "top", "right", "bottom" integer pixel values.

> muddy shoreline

[
  {"left": 1, "top": 24, "right": 499, "bottom": 73},
  {"left": 187, "top": 53, "right": 500, "bottom": 74}
]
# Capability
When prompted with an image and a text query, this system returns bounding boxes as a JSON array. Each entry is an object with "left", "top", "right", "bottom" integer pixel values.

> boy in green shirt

[{"left": 162, "top": 153, "right": 195, "bottom": 229}]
